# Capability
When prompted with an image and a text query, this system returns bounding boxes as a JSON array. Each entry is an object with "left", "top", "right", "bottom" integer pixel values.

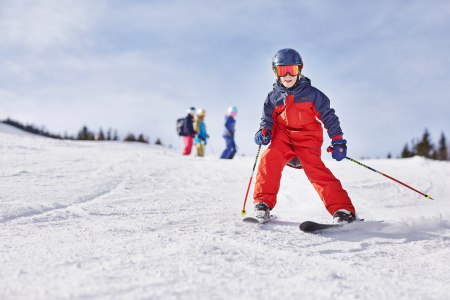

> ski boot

[
  {"left": 333, "top": 209, "right": 357, "bottom": 223},
  {"left": 254, "top": 202, "right": 271, "bottom": 223}
]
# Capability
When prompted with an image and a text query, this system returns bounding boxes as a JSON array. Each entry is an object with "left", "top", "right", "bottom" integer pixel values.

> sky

[{"left": 1, "top": 0, "right": 450, "bottom": 158}]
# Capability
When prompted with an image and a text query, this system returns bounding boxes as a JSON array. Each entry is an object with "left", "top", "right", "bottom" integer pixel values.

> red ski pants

[
  {"left": 182, "top": 136, "right": 194, "bottom": 155},
  {"left": 253, "top": 132, "right": 355, "bottom": 216}
]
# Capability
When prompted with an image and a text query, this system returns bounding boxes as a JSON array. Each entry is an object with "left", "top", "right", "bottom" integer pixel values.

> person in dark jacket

[
  {"left": 182, "top": 107, "right": 196, "bottom": 155},
  {"left": 252, "top": 48, "right": 357, "bottom": 224},
  {"left": 220, "top": 105, "right": 238, "bottom": 159}
]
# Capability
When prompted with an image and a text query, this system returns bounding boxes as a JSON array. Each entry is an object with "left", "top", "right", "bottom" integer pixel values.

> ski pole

[
  {"left": 241, "top": 144, "right": 262, "bottom": 216},
  {"left": 327, "top": 147, "right": 433, "bottom": 200}
]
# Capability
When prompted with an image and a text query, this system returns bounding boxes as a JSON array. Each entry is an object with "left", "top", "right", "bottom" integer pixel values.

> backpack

[{"left": 176, "top": 118, "right": 187, "bottom": 136}]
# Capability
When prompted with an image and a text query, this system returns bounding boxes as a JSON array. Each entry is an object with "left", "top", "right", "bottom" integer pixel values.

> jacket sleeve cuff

[{"left": 332, "top": 135, "right": 343, "bottom": 141}]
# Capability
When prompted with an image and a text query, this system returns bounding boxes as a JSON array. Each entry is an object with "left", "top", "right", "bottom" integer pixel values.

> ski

[
  {"left": 299, "top": 221, "right": 343, "bottom": 232},
  {"left": 300, "top": 219, "right": 365, "bottom": 232},
  {"left": 242, "top": 215, "right": 275, "bottom": 224}
]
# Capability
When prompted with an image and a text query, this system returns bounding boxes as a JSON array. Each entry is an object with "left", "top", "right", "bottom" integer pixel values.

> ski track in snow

[{"left": 1, "top": 125, "right": 450, "bottom": 300}]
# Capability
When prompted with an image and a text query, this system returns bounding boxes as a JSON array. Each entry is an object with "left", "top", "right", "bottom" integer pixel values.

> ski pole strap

[{"left": 261, "top": 129, "right": 268, "bottom": 137}]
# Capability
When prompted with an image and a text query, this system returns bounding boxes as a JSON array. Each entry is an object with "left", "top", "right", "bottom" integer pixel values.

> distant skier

[
  {"left": 253, "top": 48, "right": 357, "bottom": 223},
  {"left": 181, "top": 107, "right": 196, "bottom": 155},
  {"left": 220, "top": 105, "right": 238, "bottom": 159},
  {"left": 194, "top": 108, "right": 208, "bottom": 157}
]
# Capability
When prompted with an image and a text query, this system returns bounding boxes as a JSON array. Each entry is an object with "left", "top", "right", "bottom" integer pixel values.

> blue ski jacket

[
  {"left": 223, "top": 115, "right": 236, "bottom": 138},
  {"left": 194, "top": 118, "right": 208, "bottom": 144}
]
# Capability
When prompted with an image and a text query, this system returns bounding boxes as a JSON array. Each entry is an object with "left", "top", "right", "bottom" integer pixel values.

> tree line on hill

[
  {"left": 1, "top": 118, "right": 164, "bottom": 145},
  {"left": 2, "top": 119, "right": 446, "bottom": 159},
  {"left": 400, "top": 129, "right": 448, "bottom": 160}
]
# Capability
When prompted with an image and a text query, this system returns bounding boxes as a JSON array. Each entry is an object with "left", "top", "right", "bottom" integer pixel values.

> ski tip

[
  {"left": 242, "top": 215, "right": 275, "bottom": 224},
  {"left": 299, "top": 220, "right": 342, "bottom": 232},
  {"left": 299, "top": 221, "right": 316, "bottom": 232},
  {"left": 242, "top": 217, "right": 263, "bottom": 224}
]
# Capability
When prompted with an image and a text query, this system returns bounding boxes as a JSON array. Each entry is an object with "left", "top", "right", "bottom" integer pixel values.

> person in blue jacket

[
  {"left": 194, "top": 108, "right": 208, "bottom": 157},
  {"left": 220, "top": 105, "right": 238, "bottom": 159}
]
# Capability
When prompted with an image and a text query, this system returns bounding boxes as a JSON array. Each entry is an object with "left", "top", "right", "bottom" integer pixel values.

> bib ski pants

[{"left": 253, "top": 93, "right": 355, "bottom": 216}]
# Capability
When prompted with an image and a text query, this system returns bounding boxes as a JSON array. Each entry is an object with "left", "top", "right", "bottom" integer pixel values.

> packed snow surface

[{"left": 1, "top": 123, "right": 450, "bottom": 300}]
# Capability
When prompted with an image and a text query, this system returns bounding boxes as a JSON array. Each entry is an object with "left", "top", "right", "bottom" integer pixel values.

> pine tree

[
  {"left": 448, "top": 141, "right": 450, "bottom": 160},
  {"left": 415, "top": 129, "right": 433, "bottom": 158},
  {"left": 401, "top": 143, "right": 413, "bottom": 158},
  {"left": 431, "top": 149, "right": 438, "bottom": 160},
  {"left": 98, "top": 128, "right": 105, "bottom": 141},
  {"left": 137, "top": 134, "right": 148, "bottom": 143},
  {"left": 437, "top": 132, "right": 448, "bottom": 160},
  {"left": 77, "top": 126, "right": 95, "bottom": 140},
  {"left": 410, "top": 139, "right": 417, "bottom": 156},
  {"left": 155, "top": 138, "right": 163, "bottom": 146},
  {"left": 124, "top": 133, "right": 136, "bottom": 142},
  {"left": 106, "top": 128, "right": 112, "bottom": 140}
]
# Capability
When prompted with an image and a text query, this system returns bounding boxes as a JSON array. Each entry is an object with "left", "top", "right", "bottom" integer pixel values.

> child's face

[{"left": 279, "top": 74, "right": 297, "bottom": 88}]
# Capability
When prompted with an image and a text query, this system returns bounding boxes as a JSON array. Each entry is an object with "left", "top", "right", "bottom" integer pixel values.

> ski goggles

[{"left": 274, "top": 65, "right": 300, "bottom": 77}]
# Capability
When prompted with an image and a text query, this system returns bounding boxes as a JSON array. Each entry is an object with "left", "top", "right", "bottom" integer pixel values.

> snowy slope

[
  {"left": 1, "top": 124, "right": 450, "bottom": 300},
  {"left": 0, "top": 123, "right": 38, "bottom": 137}
]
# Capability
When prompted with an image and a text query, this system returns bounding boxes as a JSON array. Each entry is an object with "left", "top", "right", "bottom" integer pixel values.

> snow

[
  {"left": 1, "top": 123, "right": 450, "bottom": 300},
  {"left": 0, "top": 123, "right": 37, "bottom": 137}
]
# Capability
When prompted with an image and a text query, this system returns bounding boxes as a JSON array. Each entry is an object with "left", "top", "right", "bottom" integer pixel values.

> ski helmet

[
  {"left": 272, "top": 48, "right": 303, "bottom": 68},
  {"left": 227, "top": 105, "right": 238, "bottom": 116},
  {"left": 197, "top": 108, "right": 206, "bottom": 116}
]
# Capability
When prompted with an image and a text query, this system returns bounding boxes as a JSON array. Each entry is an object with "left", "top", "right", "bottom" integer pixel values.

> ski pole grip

[{"left": 261, "top": 128, "right": 268, "bottom": 137}]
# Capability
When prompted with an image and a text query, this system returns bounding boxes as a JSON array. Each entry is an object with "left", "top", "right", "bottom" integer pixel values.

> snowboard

[{"left": 299, "top": 221, "right": 343, "bottom": 232}]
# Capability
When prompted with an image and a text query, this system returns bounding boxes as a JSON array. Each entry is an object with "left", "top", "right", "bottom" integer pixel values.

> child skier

[
  {"left": 220, "top": 105, "right": 238, "bottom": 159},
  {"left": 194, "top": 108, "right": 208, "bottom": 157},
  {"left": 181, "top": 107, "right": 196, "bottom": 155},
  {"left": 253, "top": 48, "right": 356, "bottom": 223}
]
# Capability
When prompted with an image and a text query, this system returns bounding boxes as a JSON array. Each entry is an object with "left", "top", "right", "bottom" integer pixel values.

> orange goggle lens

[{"left": 275, "top": 65, "right": 300, "bottom": 77}]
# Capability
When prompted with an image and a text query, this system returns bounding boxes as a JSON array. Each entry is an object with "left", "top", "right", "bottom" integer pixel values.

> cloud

[
  {"left": 1, "top": 0, "right": 450, "bottom": 157},
  {"left": 0, "top": 0, "right": 105, "bottom": 51}
]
